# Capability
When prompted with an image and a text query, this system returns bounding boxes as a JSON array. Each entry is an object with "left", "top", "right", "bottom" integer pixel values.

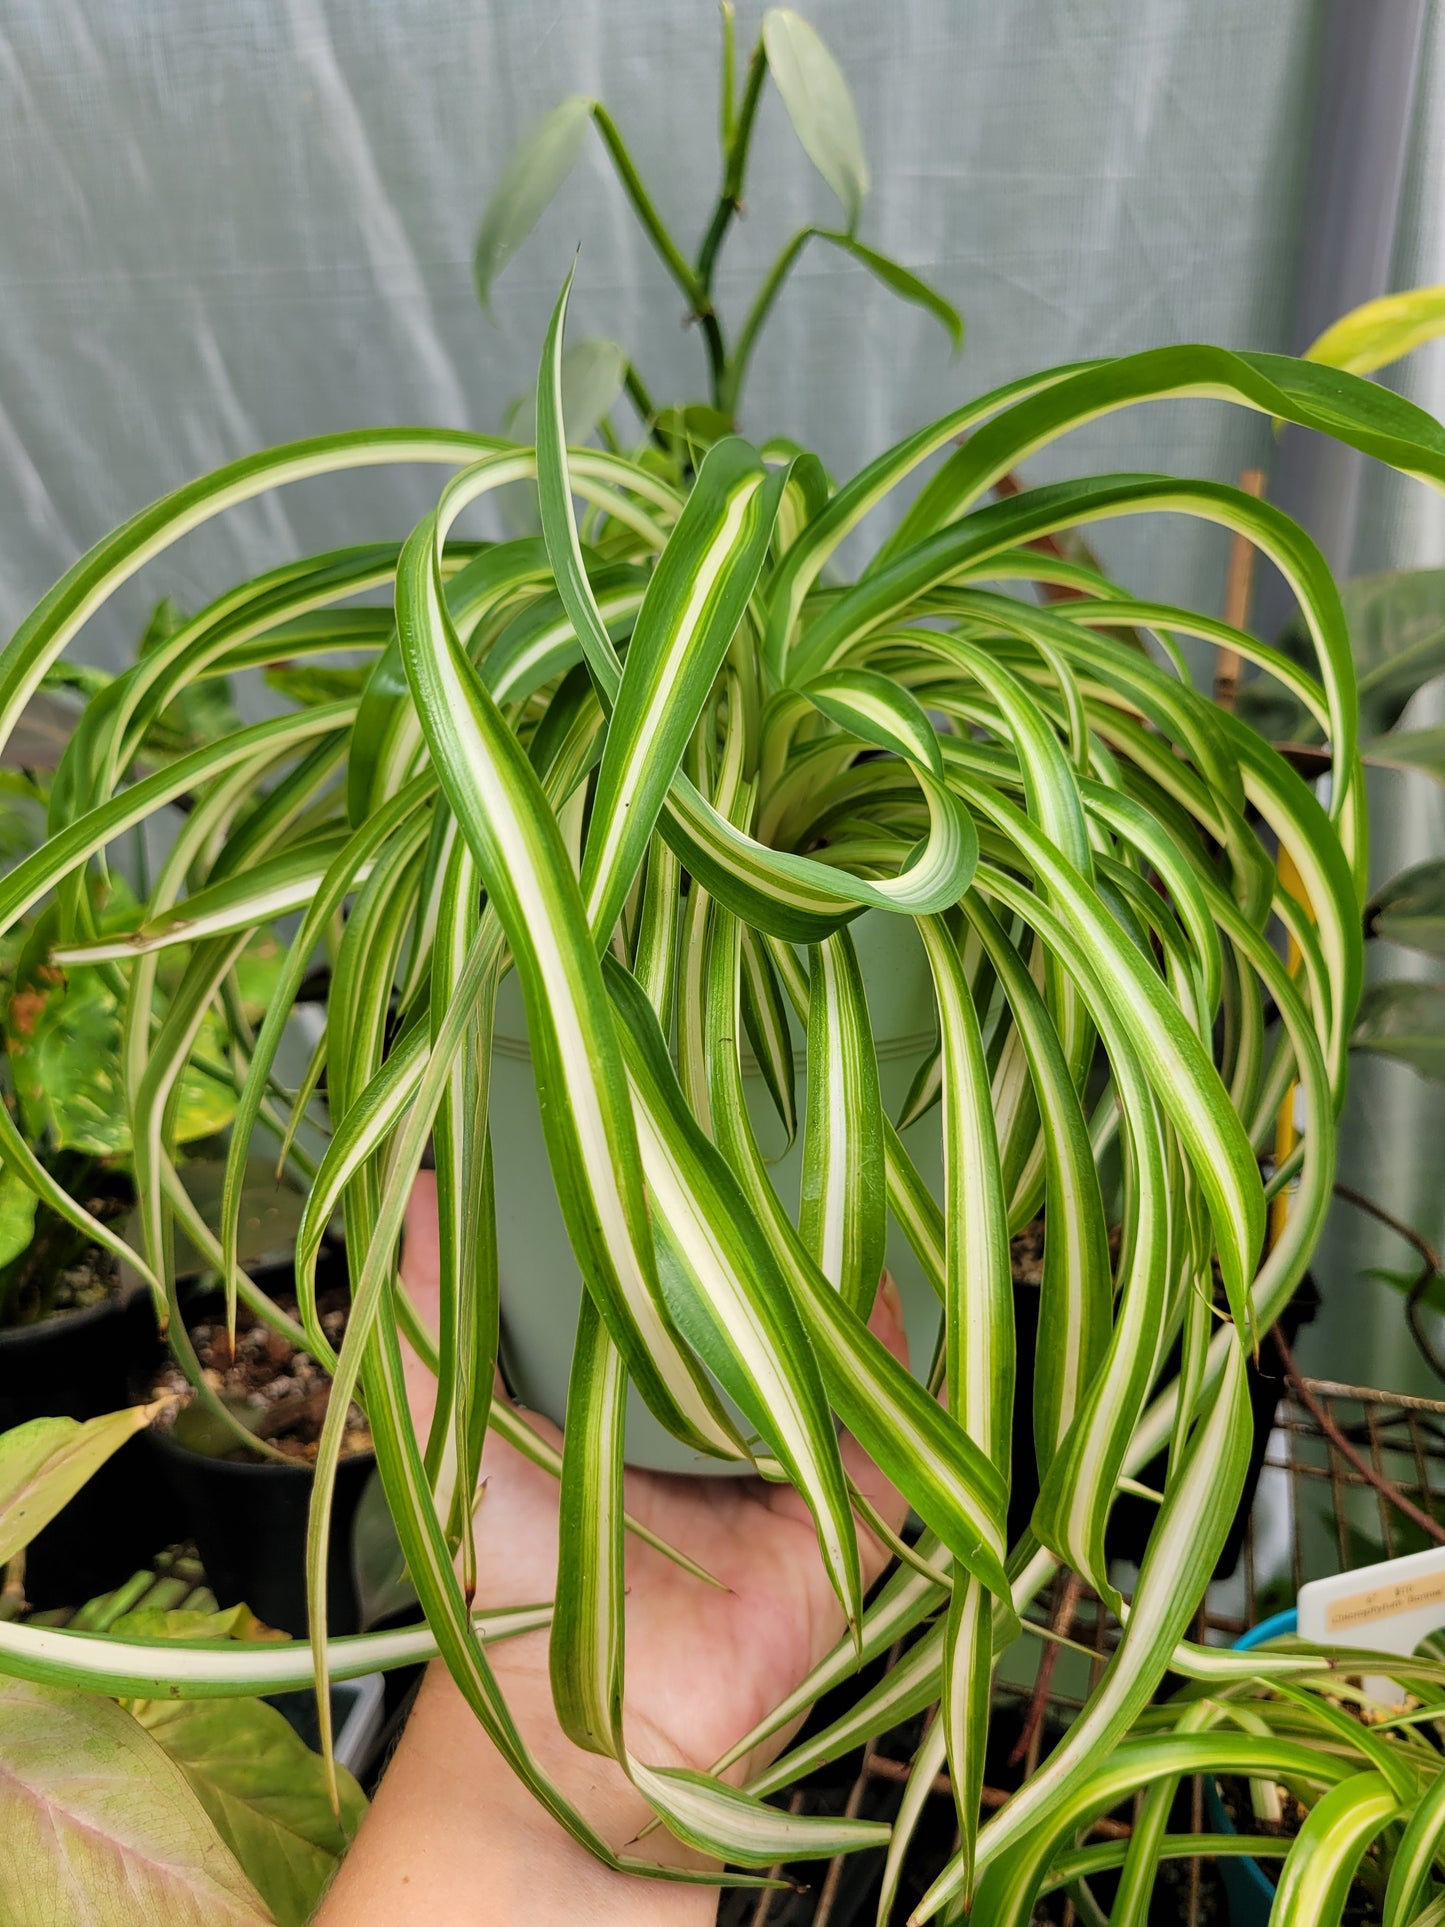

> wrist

[{"left": 392, "top": 1652, "right": 720, "bottom": 1926}]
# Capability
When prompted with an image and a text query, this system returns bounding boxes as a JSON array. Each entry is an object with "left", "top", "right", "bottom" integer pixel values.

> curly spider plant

[{"left": 2, "top": 271, "right": 1445, "bottom": 1912}]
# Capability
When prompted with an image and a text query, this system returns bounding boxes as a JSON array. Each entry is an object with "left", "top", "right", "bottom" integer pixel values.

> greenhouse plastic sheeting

[
  {"left": 2, "top": 0, "right": 1327, "bottom": 662},
  {"left": 1, "top": 0, "right": 1443, "bottom": 1385}
]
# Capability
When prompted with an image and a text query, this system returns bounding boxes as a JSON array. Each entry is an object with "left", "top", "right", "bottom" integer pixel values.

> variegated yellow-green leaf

[
  {"left": 0, "top": 1406, "right": 161, "bottom": 1567},
  {"left": 1304, "top": 283, "right": 1445, "bottom": 378}
]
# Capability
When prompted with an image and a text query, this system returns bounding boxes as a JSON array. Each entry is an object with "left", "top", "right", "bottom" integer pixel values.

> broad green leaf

[
  {"left": 110, "top": 1606, "right": 283, "bottom": 1644},
  {"left": 1366, "top": 723, "right": 1445, "bottom": 784},
  {"left": 1368, "top": 859, "right": 1445, "bottom": 958},
  {"left": 0, "top": 1161, "right": 37, "bottom": 1269},
  {"left": 654, "top": 402, "right": 736, "bottom": 453},
  {"left": 762, "top": 9, "right": 869, "bottom": 229},
  {"left": 504, "top": 338, "right": 626, "bottom": 446},
  {"left": 135, "top": 1697, "right": 365, "bottom": 1927},
  {"left": 1244, "top": 567, "right": 1445, "bottom": 743},
  {"left": 473, "top": 95, "right": 594, "bottom": 308},
  {"left": 0, "top": 1675, "right": 270, "bottom": 1927},
  {"left": 0, "top": 1406, "right": 159, "bottom": 1566},
  {"left": 1304, "top": 283, "right": 1445, "bottom": 377},
  {"left": 1351, "top": 980, "right": 1445, "bottom": 1082}
]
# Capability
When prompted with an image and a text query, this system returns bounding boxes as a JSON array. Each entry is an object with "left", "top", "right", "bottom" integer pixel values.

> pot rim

[{"left": 0, "top": 1280, "right": 144, "bottom": 1349}]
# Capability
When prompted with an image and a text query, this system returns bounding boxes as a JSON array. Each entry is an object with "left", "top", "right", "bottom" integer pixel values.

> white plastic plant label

[{"left": 1297, "top": 1543, "right": 1445, "bottom": 1706}]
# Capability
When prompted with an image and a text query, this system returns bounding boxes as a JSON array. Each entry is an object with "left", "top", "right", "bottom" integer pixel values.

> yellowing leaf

[
  {"left": 0, "top": 1675, "right": 271, "bottom": 1927},
  {"left": 0, "top": 1405, "right": 159, "bottom": 1566},
  {"left": 1305, "top": 283, "right": 1445, "bottom": 378}
]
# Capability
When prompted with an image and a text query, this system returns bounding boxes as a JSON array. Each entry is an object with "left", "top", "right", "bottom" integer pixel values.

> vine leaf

[
  {"left": 474, "top": 95, "right": 594, "bottom": 309},
  {"left": 762, "top": 10, "right": 869, "bottom": 231}
]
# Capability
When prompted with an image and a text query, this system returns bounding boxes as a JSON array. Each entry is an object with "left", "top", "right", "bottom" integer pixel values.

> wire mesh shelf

[{"left": 717, "top": 1374, "right": 1445, "bottom": 1927}]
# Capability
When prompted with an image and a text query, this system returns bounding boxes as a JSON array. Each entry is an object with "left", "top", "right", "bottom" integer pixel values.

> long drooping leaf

[
  {"left": 915, "top": 1343, "right": 1254, "bottom": 1919},
  {"left": 396, "top": 458, "right": 740, "bottom": 1458},
  {"left": 608, "top": 953, "right": 861, "bottom": 1627},
  {"left": 549, "top": 1291, "right": 627, "bottom": 1757},
  {"left": 580, "top": 435, "right": 785, "bottom": 943},
  {"left": 798, "top": 925, "right": 886, "bottom": 1317},
  {"left": 7, "top": 286, "right": 1440, "bottom": 1906}
]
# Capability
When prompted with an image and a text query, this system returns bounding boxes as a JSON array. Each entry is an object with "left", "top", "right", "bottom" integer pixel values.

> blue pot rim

[{"left": 1204, "top": 1608, "right": 1299, "bottom": 1913}]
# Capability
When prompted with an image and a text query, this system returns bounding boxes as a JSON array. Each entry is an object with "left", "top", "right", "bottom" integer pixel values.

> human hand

[{"left": 319, "top": 1173, "right": 909, "bottom": 1924}]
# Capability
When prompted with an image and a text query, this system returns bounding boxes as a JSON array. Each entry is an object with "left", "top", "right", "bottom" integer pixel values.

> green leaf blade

[
  {"left": 474, "top": 96, "right": 595, "bottom": 309},
  {"left": 813, "top": 230, "right": 962, "bottom": 346},
  {"left": 1351, "top": 980, "right": 1445, "bottom": 1083},
  {"left": 136, "top": 1696, "right": 366, "bottom": 1927},
  {"left": 799, "top": 927, "right": 887, "bottom": 1318},
  {"left": 0, "top": 1406, "right": 157, "bottom": 1567}
]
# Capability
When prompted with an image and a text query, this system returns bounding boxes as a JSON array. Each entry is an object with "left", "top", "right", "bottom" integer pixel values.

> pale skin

[{"left": 316, "top": 1173, "right": 911, "bottom": 1924}]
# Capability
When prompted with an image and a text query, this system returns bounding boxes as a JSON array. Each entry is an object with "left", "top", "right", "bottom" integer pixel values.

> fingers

[{"left": 839, "top": 1272, "right": 913, "bottom": 1585}]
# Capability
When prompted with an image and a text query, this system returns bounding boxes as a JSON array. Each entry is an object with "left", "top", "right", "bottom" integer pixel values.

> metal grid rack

[{"left": 718, "top": 1375, "right": 1445, "bottom": 1927}]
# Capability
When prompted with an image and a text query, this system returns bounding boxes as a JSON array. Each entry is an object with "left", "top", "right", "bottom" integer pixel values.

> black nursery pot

[
  {"left": 1008, "top": 1271, "right": 1319, "bottom": 1578},
  {"left": 0, "top": 1286, "right": 186, "bottom": 1610},
  {"left": 134, "top": 1258, "right": 375, "bottom": 1638},
  {"left": 139, "top": 1426, "right": 373, "bottom": 1638},
  {"left": 1105, "top": 1274, "right": 1320, "bottom": 1578}
]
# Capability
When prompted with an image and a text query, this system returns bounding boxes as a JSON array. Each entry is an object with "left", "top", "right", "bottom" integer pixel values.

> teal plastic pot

[
  {"left": 489, "top": 909, "right": 943, "bottom": 1472},
  {"left": 1204, "top": 1609, "right": 1298, "bottom": 1925}
]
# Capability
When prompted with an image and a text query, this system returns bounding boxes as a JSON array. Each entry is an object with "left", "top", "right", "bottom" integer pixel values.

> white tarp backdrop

[{"left": 1, "top": 0, "right": 1442, "bottom": 1385}]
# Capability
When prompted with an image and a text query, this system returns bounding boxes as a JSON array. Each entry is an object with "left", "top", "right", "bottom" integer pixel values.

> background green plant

[
  {"left": 1238, "top": 284, "right": 1445, "bottom": 1384},
  {"left": 475, "top": 4, "right": 961, "bottom": 450}
]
